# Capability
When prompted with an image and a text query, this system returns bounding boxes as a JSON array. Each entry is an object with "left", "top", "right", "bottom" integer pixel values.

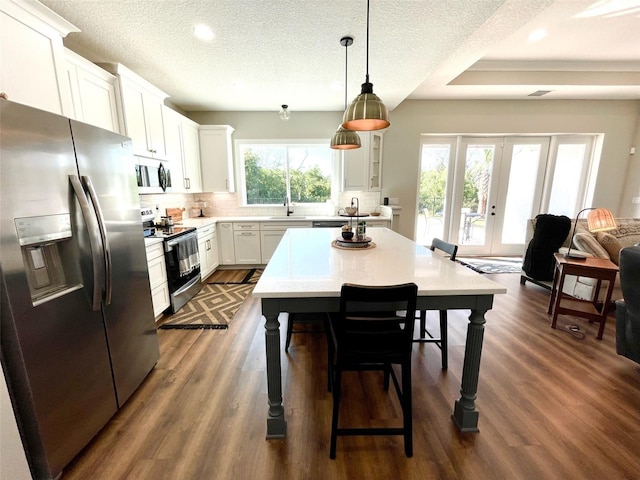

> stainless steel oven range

[{"left": 142, "top": 210, "right": 202, "bottom": 313}]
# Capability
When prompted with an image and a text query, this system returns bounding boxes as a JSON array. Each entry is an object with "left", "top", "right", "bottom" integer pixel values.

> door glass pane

[
  {"left": 502, "top": 144, "right": 541, "bottom": 244},
  {"left": 416, "top": 144, "right": 449, "bottom": 245},
  {"left": 459, "top": 145, "right": 493, "bottom": 245},
  {"left": 548, "top": 144, "right": 586, "bottom": 216}
]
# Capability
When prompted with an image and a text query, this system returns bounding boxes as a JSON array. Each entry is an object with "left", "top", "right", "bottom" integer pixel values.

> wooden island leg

[
  {"left": 262, "top": 302, "right": 286, "bottom": 438},
  {"left": 452, "top": 308, "right": 487, "bottom": 432}
]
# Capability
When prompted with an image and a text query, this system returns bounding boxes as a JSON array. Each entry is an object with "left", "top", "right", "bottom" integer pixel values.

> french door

[
  {"left": 452, "top": 137, "right": 549, "bottom": 255},
  {"left": 416, "top": 135, "right": 595, "bottom": 256}
]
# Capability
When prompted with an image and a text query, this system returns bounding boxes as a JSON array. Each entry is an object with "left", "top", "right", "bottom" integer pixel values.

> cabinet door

[
  {"left": 208, "top": 231, "right": 220, "bottom": 271},
  {"left": 120, "top": 78, "right": 167, "bottom": 159},
  {"left": 218, "top": 223, "right": 236, "bottom": 265},
  {"left": 342, "top": 131, "right": 384, "bottom": 191},
  {"left": 200, "top": 125, "right": 235, "bottom": 192},
  {"left": 151, "top": 282, "right": 170, "bottom": 318},
  {"left": 182, "top": 120, "right": 202, "bottom": 192},
  {"left": 198, "top": 237, "right": 210, "bottom": 281},
  {"left": 147, "top": 255, "right": 168, "bottom": 291},
  {"left": 163, "top": 107, "right": 186, "bottom": 192},
  {"left": 144, "top": 92, "right": 167, "bottom": 160},
  {"left": 234, "top": 231, "right": 261, "bottom": 264},
  {"left": 0, "top": 7, "right": 74, "bottom": 116},
  {"left": 260, "top": 230, "right": 285, "bottom": 264},
  {"left": 343, "top": 132, "right": 369, "bottom": 191},
  {"left": 120, "top": 80, "right": 149, "bottom": 157},
  {"left": 369, "top": 132, "right": 383, "bottom": 191}
]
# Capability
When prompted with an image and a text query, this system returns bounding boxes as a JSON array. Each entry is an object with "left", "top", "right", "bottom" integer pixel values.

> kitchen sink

[{"left": 268, "top": 216, "right": 307, "bottom": 219}]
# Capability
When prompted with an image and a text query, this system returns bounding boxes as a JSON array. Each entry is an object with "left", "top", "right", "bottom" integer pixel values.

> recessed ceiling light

[
  {"left": 194, "top": 25, "right": 214, "bottom": 41},
  {"left": 233, "top": 81, "right": 247, "bottom": 90},
  {"left": 527, "top": 28, "right": 547, "bottom": 43}
]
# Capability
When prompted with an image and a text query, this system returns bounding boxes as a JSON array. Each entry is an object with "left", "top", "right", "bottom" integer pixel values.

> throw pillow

[
  {"left": 597, "top": 231, "right": 640, "bottom": 265},
  {"left": 573, "top": 232, "right": 609, "bottom": 259}
]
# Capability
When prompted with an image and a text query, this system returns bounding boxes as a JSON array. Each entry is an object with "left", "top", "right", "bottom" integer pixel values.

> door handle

[
  {"left": 69, "top": 175, "right": 103, "bottom": 311},
  {"left": 82, "top": 176, "right": 112, "bottom": 305}
]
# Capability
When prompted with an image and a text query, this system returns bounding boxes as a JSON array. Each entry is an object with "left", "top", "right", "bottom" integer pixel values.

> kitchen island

[{"left": 253, "top": 227, "right": 507, "bottom": 438}]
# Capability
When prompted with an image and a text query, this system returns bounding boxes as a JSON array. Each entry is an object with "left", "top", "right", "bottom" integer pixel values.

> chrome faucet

[
  {"left": 350, "top": 196, "right": 360, "bottom": 215},
  {"left": 284, "top": 196, "right": 294, "bottom": 216}
]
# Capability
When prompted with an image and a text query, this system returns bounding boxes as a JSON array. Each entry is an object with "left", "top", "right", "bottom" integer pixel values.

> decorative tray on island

[{"left": 334, "top": 235, "right": 373, "bottom": 249}]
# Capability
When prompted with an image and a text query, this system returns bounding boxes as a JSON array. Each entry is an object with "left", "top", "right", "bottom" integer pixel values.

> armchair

[{"left": 615, "top": 246, "right": 640, "bottom": 365}]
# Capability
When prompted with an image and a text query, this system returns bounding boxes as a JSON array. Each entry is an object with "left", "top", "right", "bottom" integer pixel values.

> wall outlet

[
  {"left": 632, "top": 196, "right": 640, "bottom": 204},
  {"left": 389, "top": 198, "right": 399, "bottom": 205}
]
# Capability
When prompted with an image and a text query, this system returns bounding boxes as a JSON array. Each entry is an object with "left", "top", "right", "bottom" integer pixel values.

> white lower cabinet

[
  {"left": 197, "top": 223, "right": 219, "bottom": 281},
  {"left": 260, "top": 221, "right": 312, "bottom": 263},
  {"left": 233, "top": 222, "right": 261, "bottom": 264},
  {"left": 145, "top": 240, "right": 169, "bottom": 318},
  {"left": 218, "top": 222, "right": 236, "bottom": 265}
]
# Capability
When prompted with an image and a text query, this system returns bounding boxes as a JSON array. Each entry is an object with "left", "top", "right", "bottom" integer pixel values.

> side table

[{"left": 548, "top": 253, "right": 618, "bottom": 339}]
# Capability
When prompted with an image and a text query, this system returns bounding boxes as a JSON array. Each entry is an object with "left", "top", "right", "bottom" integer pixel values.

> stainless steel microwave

[{"left": 135, "top": 158, "right": 171, "bottom": 194}]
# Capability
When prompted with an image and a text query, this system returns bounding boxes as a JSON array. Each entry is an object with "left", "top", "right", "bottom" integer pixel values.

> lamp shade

[
  {"left": 330, "top": 126, "right": 362, "bottom": 150},
  {"left": 342, "top": 85, "right": 390, "bottom": 131},
  {"left": 586, "top": 208, "right": 616, "bottom": 232}
]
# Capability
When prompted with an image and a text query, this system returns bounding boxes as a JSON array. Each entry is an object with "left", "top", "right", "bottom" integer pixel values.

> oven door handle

[
  {"left": 173, "top": 274, "right": 201, "bottom": 296},
  {"left": 166, "top": 231, "right": 198, "bottom": 250}
]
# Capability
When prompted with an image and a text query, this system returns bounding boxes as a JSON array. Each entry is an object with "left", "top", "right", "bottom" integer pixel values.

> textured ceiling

[{"left": 38, "top": 0, "right": 640, "bottom": 112}]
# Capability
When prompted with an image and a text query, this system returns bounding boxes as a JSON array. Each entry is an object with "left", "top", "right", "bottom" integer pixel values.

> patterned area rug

[
  {"left": 158, "top": 269, "right": 262, "bottom": 330},
  {"left": 458, "top": 258, "right": 523, "bottom": 274}
]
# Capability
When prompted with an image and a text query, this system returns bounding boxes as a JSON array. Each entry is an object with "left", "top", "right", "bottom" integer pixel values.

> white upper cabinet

[
  {"left": 182, "top": 118, "right": 202, "bottom": 192},
  {"left": 342, "top": 131, "right": 384, "bottom": 192},
  {"left": 0, "top": 0, "right": 78, "bottom": 116},
  {"left": 199, "top": 125, "right": 235, "bottom": 193},
  {"left": 164, "top": 106, "right": 202, "bottom": 193},
  {"left": 64, "top": 49, "right": 123, "bottom": 134},
  {"left": 102, "top": 63, "right": 168, "bottom": 160}
]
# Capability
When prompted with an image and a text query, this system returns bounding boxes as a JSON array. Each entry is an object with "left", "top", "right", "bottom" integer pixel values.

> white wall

[
  {"left": 618, "top": 112, "right": 640, "bottom": 217},
  {"left": 188, "top": 100, "right": 640, "bottom": 239}
]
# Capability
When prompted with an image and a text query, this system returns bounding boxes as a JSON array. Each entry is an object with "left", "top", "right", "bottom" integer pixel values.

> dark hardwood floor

[{"left": 61, "top": 273, "right": 640, "bottom": 480}]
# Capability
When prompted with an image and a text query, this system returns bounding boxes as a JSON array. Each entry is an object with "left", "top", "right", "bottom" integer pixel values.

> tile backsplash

[{"left": 139, "top": 191, "right": 383, "bottom": 219}]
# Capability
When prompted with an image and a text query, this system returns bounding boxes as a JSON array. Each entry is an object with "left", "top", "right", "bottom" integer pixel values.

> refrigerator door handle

[
  {"left": 82, "top": 175, "right": 112, "bottom": 305},
  {"left": 69, "top": 174, "right": 103, "bottom": 311}
]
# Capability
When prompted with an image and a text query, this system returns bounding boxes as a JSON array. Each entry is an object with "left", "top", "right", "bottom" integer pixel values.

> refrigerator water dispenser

[{"left": 15, "top": 214, "right": 83, "bottom": 305}]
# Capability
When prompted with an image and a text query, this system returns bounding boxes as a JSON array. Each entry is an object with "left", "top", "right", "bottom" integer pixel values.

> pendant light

[
  {"left": 342, "top": 0, "right": 390, "bottom": 131},
  {"left": 279, "top": 104, "right": 290, "bottom": 120},
  {"left": 330, "top": 36, "right": 361, "bottom": 150}
]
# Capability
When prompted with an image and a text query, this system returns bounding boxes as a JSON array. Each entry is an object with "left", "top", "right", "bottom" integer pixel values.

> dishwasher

[{"left": 312, "top": 220, "right": 349, "bottom": 228}]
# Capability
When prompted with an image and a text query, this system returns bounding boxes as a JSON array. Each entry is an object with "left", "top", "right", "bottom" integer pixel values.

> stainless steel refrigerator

[{"left": 0, "top": 100, "right": 160, "bottom": 479}]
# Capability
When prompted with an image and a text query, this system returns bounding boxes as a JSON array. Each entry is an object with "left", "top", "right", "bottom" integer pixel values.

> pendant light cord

[
  {"left": 365, "top": 0, "right": 370, "bottom": 84},
  {"left": 344, "top": 41, "right": 349, "bottom": 109}
]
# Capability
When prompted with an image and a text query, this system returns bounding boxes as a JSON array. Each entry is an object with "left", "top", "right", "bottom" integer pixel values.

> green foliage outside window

[{"left": 243, "top": 147, "right": 331, "bottom": 205}]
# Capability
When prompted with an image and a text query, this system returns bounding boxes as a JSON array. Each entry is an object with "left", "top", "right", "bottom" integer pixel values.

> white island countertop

[
  {"left": 253, "top": 227, "right": 507, "bottom": 439},
  {"left": 253, "top": 227, "right": 507, "bottom": 298}
]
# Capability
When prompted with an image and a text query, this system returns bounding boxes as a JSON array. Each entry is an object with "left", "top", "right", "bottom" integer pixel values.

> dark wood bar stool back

[
  {"left": 327, "top": 282, "right": 418, "bottom": 458},
  {"left": 414, "top": 238, "right": 458, "bottom": 369}
]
